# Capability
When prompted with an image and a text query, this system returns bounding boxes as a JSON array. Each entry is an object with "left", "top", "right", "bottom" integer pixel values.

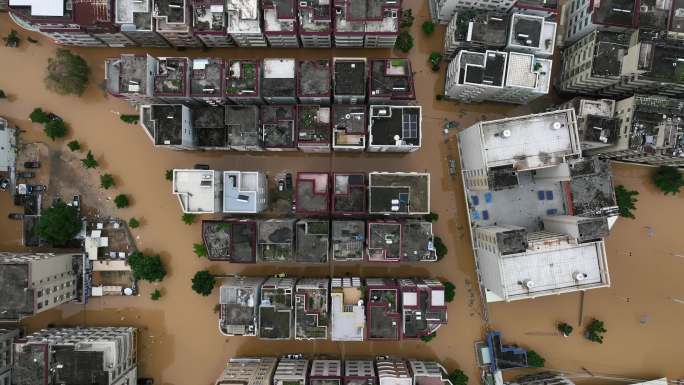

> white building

[
  {"left": 219, "top": 276, "right": 266, "bottom": 336},
  {"left": 559, "top": 97, "right": 619, "bottom": 151},
  {"left": 506, "top": 13, "right": 556, "bottom": 57},
  {"left": 408, "top": 361, "right": 453, "bottom": 385},
  {"left": 263, "top": 0, "right": 299, "bottom": 47},
  {"left": 114, "top": 0, "right": 170, "bottom": 47},
  {"left": 344, "top": 360, "right": 376, "bottom": 385},
  {"left": 457, "top": 110, "right": 615, "bottom": 302},
  {"left": 367, "top": 106, "right": 422, "bottom": 152},
  {"left": 429, "top": 0, "right": 516, "bottom": 24},
  {"left": 274, "top": 358, "right": 309, "bottom": 385},
  {"left": 152, "top": 0, "right": 203, "bottom": 47},
  {"left": 310, "top": 360, "right": 342, "bottom": 385},
  {"left": 330, "top": 277, "right": 365, "bottom": 341},
  {"left": 227, "top": 0, "right": 268, "bottom": 46},
  {"left": 0, "top": 253, "right": 80, "bottom": 321},
  {"left": 223, "top": 171, "right": 268, "bottom": 214},
  {"left": 299, "top": 0, "right": 332, "bottom": 47},
  {"left": 376, "top": 359, "right": 412, "bottom": 385},
  {"left": 215, "top": 357, "right": 278, "bottom": 385},
  {"left": 0, "top": 118, "right": 17, "bottom": 173},
  {"left": 172, "top": 169, "right": 222, "bottom": 214}
]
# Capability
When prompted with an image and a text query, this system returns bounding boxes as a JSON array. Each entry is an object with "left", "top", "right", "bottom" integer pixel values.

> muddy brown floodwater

[{"left": 0, "top": 2, "right": 683, "bottom": 385}]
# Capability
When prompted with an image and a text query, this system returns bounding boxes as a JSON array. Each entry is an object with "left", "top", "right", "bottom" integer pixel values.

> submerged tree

[
  {"left": 442, "top": 281, "right": 456, "bottom": 302},
  {"left": 3, "top": 29, "right": 20, "bottom": 48},
  {"left": 449, "top": 370, "right": 468, "bottom": 385},
  {"left": 129, "top": 252, "right": 166, "bottom": 282},
  {"left": 114, "top": 194, "right": 130, "bottom": 208},
  {"left": 191, "top": 270, "right": 216, "bottom": 296},
  {"left": 193, "top": 243, "right": 208, "bottom": 258},
  {"left": 36, "top": 201, "right": 81, "bottom": 246},
  {"left": 557, "top": 322, "right": 573, "bottom": 337},
  {"left": 585, "top": 319, "right": 607, "bottom": 344},
  {"left": 526, "top": 350, "right": 545, "bottom": 368},
  {"left": 615, "top": 185, "right": 638, "bottom": 219},
  {"left": 81, "top": 150, "right": 98, "bottom": 169},
  {"left": 44, "top": 119, "right": 68, "bottom": 140},
  {"left": 100, "top": 174, "right": 115, "bottom": 189},
  {"left": 652, "top": 166, "right": 683, "bottom": 195},
  {"left": 422, "top": 21, "right": 436, "bottom": 36},
  {"left": 45, "top": 49, "right": 91, "bottom": 96},
  {"left": 395, "top": 31, "right": 414, "bottom": 53}
]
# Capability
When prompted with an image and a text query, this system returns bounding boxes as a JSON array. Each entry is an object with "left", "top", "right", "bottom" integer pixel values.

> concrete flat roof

[
  {"left": 223, "top": 171, "right": 260, "bottom": 213},
  {"left": 173, "top": 169, "right": 217, "bottom": 213}
]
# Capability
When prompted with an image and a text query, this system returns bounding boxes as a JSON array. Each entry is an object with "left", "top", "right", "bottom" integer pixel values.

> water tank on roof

[
  {"left": 522, "top": 279, "right": 535, "bottom": 289},
  {"left": 573, "top": 272, "right": 587, "bottom": 282},
  {"left": 502, "top": 129, "right": 512, "bottom": 138}
]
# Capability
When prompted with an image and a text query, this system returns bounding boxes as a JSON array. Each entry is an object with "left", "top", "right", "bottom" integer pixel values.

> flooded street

[{"left": 0, "top": 1, "right": 683, "bottom": 384}]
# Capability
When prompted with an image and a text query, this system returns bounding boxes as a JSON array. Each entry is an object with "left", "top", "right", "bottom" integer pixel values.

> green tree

[
  {"left": 652, "top": 165, "right": 682, "bottom": 195},
  {"left": 526, "top": 350, "right": 545, "bottom": 368},
  {"left": 615, "top": 185, "right": 638, "bottom": 219},
  {"left": 192, "top": 270, "right": 216, "bottom": 296},
  {"left": 128, "top": 218, "right": 140, "bottom": 229},
  {"left": 442, "top": 281, "right": 456, "bottom": 302},
  {"left": 449, "top": 370, "right": 468, "bottom": 385},
  {"left": 67, "top": 140, "right": 81, "bottom": 151},
  {"left": 150, "top": 289, "right": 162, "bottom": 301},
  {"left": 81, "top": 150, "right": 98, "bottom": 169},
  {"left": 45, "top": 49, "right": 91, "bottom": 96},
  {"left": 420, "top": 332, "right": 437, "bottom": 342},
  {"left": 165, "top": 169, "right": 173, "bottom": 181},
  {"left": 557, "top": 322, "right": 573, "bottom": 336},
  {"left": 193, "top": 243, "right": 208, "bottom": 258},
  {"left": 395, "top": 31, "right": 414, "bottom": 53},
  {"left": 424, "top": 212, "right": 439, "bottom": 222},
  {"left": 182, "top": 213, "right": 197, "bottom": 225},
  {"left": 36, "top": 201, "right": 81, "bottom": 246},
  {"left": 114, "top": 194, "right": 130, "bottom": 208},
  {"left": 429, "top": 52, "right": 442, "bottom": 71},
  {"left": 434, "top": 236, "right": 448, "bottom": 259},
  {"left": 0, "top": 90, "right": 6, "bottom": 99},
  {"left": 29, "top": 108, "right": 50, "bottom": 124},
  {"left": 44, "top": 119, "right": 68, "bottom": 140},
  {"left": 100, "top": 174, "right": 115, "bottom": 189},
  {"left": 120, "top": 114, "right": 139, "bottom": 124},
  {"left": 128, "top": 252, "right": 166, "bottom": 282},
  {"left": 3, "top": 29, "right": 20, "bottom": 48},
  {"left": 400, "top": 9, "right": 414, "bottom": 28},
  {"left": 422, "top": 20, "right": 435, "bottom": 35},
  {"left": 585, "top": 319, "right": 607, "bottom": 344}
]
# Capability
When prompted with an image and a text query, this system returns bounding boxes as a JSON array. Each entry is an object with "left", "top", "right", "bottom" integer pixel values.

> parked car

[
  {"left": 284, "top": 353, "right": 303, "bottom": 359},
  {"left": 23, "top": 161, "right": 41, "bottom": 169},
  {"left": 8, "top": 213, "right": 24, "bottom": 220},
  {"left": 285, "top": 173, "right": 293, "bottom": 190},
  {"left": 31, "top": 185, "right": 47, "bottom": 193},
  {"left": 72, "top": 195, "right": 80, "bottom": 207},
  {"left": 194, "top": 164, "right": 210, "bottom": 170},
  {"left": 17, "top": 171, "right": 35, "bottom": 179},
  {"left": 0, "top": 179, "right": 8, "bottom": 191}
]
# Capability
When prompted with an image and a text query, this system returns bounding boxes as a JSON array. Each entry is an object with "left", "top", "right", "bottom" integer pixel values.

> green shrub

[
  {"left": 67, "top": 140, "right": 81, "bottom": 151},
  {"left": 425, "top": 212, "right": 439, "bottom": 222},
  {"left": 442, "top": 281, "right": 456, "bottom": 302},
  {"left": 128, "top": 218, "right": 140, "bottom": 229},
  {"left": 420, "top": 332, "right": 437, "bottom": 342},
  {"left": 429, "top": 52, "right": 443, "bottom": 71},
  {"left": 81, "top": 150, "right": 98, "bottom": 169},
  {"left": 193, "top": 243, "right": 208, "bottom": 258},
  {"left": 150, "top": 289, "right": 162, "bottom": 301},
  {"left": 557, "top": 322, "right": 573, "bottom": 336},
  {"left": 192, "top": 270, "right": 216, "bottom": 296},
  {"left": 120, "top": 114, "right": 139, "bottom": 124},
  {"left": 400, "top": 9, "right": 414, "bottom": 28},
  {"left": 129, "top": 252, "right": 166, "bottom": 282},
  {"left": 45, "top": 49, "right": 90, "bottom": 96},
  {"left": 44, "top": 120, "right": 67, "bottom": 140},
  {"left": 395, "top": 31, "right": 414, "bottom": 53},
  {"left": 434, "top": 236, "right": 447, "bottom": 259},
  {"left": 422, "top": 20, "right": 435, "bottom": 35},
  {"left": 182, "top": 213, "right": 197, "bottom": 225},
  {"left": 585, "top": 319, "right": 607, "bottom": 344},
  {"left": 3, "top": 29, "right": 20, "bottom": 48},
  {"left": 114, "top": 194, "right": 129, "bottom": 208},
  {"left": 652, "top": 165, "right": 682, "bottom": 195},
  {"left": 436, "top": 94, "right": 444, "bottom": 101},
  {"left": 165, "top": 169, "right": 173, "bottom": 181},
  {"left": 449, "top": 370, "right": 468, "bottom": 385},
  {"left": 29, "top": 108, "right": 50, "bottom": 124},
  {"left": 526, "top": 350, "right": 545, "bottom": 367},
  {"left": 615, "top": 185, "right": 638, "bottom": 219},
  {"left": 100, "top": 174, "right": 115, "bottom": 189}
]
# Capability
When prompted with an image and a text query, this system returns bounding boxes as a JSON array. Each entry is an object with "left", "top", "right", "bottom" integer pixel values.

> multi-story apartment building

[
  {"left": 152, "top": 0, "right": 203, "bottom": 47},
  {"left": 296, "top": 219, "right": 331, "bottom": 263},
  {"left": 366, "top": 278, "right": 401, "bottom": 340},
  {"left": 294, "top": 278, "right": 330, "bottom": 340},
  {"left": 299, "top": 0, "right": 332, "bottom": 47},
  {"left": 227, "top": 0, "right": 268, "bottom": 46},
  {"left": 153, "top": 56, "right": 192, "bottom": 103},
  {"left": 215, "top": 357, "right": 278, "bottom": 385},
  {"left": 369, "top": 59, "right": 415, "bottom": 102},
  {"left": 296, "top": 172, "right": 330, "bottom": 215},
  {"left": 274, "top": 358, "right": 309, "bottom": 385},
  {"left": 226, "top": 59, "right": 262, "bottom": 104},
  {"left": 511, "top": 0, "right": 559, "bottom": 19},
  {"left": 0, "top": 118, "right": 17, "bottom": 175},
  {"left": 443, "top": 11, "right": 508, "bottom": 59},
  {"left": 12, "top": 327, "right": 138, "bottom": 385},
  {"left": 332, "top": 173, "right": 366, "bottom": 215},
  {"left": 330, "top": 277, "right": 365, "bottom": 341},
  {"left": 115, "top": 0, "right": 170, "bottom": 47},
  {"left": 561, "top": 0, "right": 636, "bottom": 44},
  {"left": 333, "top": 0, "right": 400, "bottom": 47},
  {"left": 140, "top": 104, "right": 193, "bottom": 148},
  {"left": 223, "top": 171, "right": 269, "bottom": 213},
  {"left": 344, "top": 360, "right": 376, "bottom": 385},
  {"left": 367, "top": 221, "right": 436, "bottom": 262},
  {"left": 0, "top": 329, "right": 19, "bottom": 385},
  {"left": 190, "top": 58, "right": 225, "bottom": 105},
  {"left": 376, "top": 358, "right": 412, "bottom": 385},
  {"left": 333, "top": 58, "right": 367, "bottom": 104},
  {"left": 218, "top": 276, "right": 266, "bottom": 336},
  {"left": 297, "top": 105, "right": 331, "bottom": 152},
  {"left": 259, "top": 277, "right": 296, "bottom": 339},
  {"left": 226, "top": 105, "right": 263, "bottom": 150},
  {"left": 202, "top": 219, "right": 258, "bottom": 262},
  {"left": 192, "top": 0, "right": 237, "bottom": 47},
  {"left": 258, "top": 219, "right": 296, "bottom": 262},
  {"left": 0, "top": 252, "right": 81, "bottom": 321},
  {"left": 262, "top": 105, "right": 297, "bottom": 150},
  {"left": 262, "top": 58, "right": 297, "bottom": 104},
  {"left": 106, "top": 54, "right": 158, "bottom": 105},
  {"left": 408, "top": 361, "right": 454, "bottom": 385},
  {"left": 398, "top": 278, "right": 447, "bottom": 339},
  {"left": 331, "top": 221, "right": 365, "bottom": 260},
  {"left": 368, "top": 172, "right": 430, "bottom": 215},
  {"left": 429, "top": 0, "right": 516, "bottom": 24},
  {"left": 297, "top": 60, "right": 332, "bottom": 105},
  {"left": 506, "top": 13, "right": 556, "bottom": 57},
  {"left": 310, "top": 360, "right": 342, "bottom": 385},
  {"left": 670, "top": 0, "right": 684, "bottom": 41},
  {"left": 263, "top": 0, "right": 300, "bottom": 47},
  {"left": 559, "top": 97, "right": 619, "bottom": 151},
  {"left": 367, "top": 106, "right": 422, "bottom": 152},
  {"left": 457, "top": 110, "right": 618, "bottom": 302},
  {"left": 332, "top": 105, "right": 367, "bottom": 151}
]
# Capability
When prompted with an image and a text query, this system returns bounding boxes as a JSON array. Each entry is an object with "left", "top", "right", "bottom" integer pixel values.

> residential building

[
  {"left": 153, "top": 0, "right": 203, "bottom": 47},
  {"left": 226, "top": 0, "right": 267, "bottom": 46},
  {"left": 294, "top": 278, "right": 330, "bottom": 340},
  {"left": 428, "top": 0, "right": 516, "bottom": 24},
  {"left": 274, "top": 358, "right": 309, "bottom": 385},
  {"left": 226, "top": 59, "right": 262, "bottom": 104},
  {"left": 295, "top": 219, "right": 330, "bottom": 263},
  {"left": 331, "top": 220, "right": 365, "bottom": 261},
  {"left": 484, "top": 330, "right": 529, "bottom": 370},
  {"left": 376, "top": 358, "right": 412, "bottom": 385},
  {"left": 193, "top": 106, "right": 227, "bottom": 149},
  {"left": 670, "top": 0, "right": 684, "bottom": 40},
  {"left": 333, "top": 58, "right": 367, "bottom": 104},
  {"left": 258, "top": 219, "right": 296, "bottom": 262},
  {"left": 223, "top": 171, "right": 268, "bottom": 213},
  {"left": 561, "top": 0, "right": 636, "bottom": 44},
  {"left": 399, "top": 278, "right": 447, "bottom": 339},
  {"left": 332, "top": 173, "right": 366, "bottom": 215},
  {"left": 333, "top": 0, "right": 400, "bottom": 47},
  {"left": 409, "top": 361, "right": 453, "bottom": 385},
  {"left": 215, "top": 357, "right": 278, "bottom": 385},
  {"left": 263, "top": 0, "right": 299, "bottom": 47},
  {"left": 369, "top": 59, "right": 415, "bottom": 102},
  {"left": 190, "top": 58, "right": 225, "bottom": 104},
  {"left": 0, "top": 329, "right": 19, "bottom": 384},
  {"left": 218, "top": 276, "right": 266, "bottom": 336},
  {"left": 115, "top": 0, "right": 170, "bottom": 47},
  {"left": 511, "top": 0, "right": 559, "bottom": 19},
  {"left": 367, "top": 221, "right": 436, "bottom": 262},
  {"left": 259, "top": 277, "right": 296, "bottom": 339},
  {"left": 310, "top": 360, "right": 342, "bottom": 385},
  {"left": 495, "top": 52, "right": 552, "bottom": 104},
  {"left": 366, "top": 278, "right": 401, "bottom": 340},
  {"left": 172, "top": 169, "right": 221, "bottom": 214},
  {"left": 0, "top": 252, "right": 81, "bottom": 321},
  {"left": 559, "top": 97, "right": 619, "bottom": 151},
  {"left": 297, "top": 105, "right": 331, "bottom": 152},
  {"left": 506, "top": 13, "right": 556, "bottom": 57},
  {"left": 296, "top": 172, "right": 330, "bottom": 214},
  {"left": 226, "top": 105, "right": 263, "bottom": 150},
  {"left": 507, "top": 372, "right": 577, "bottom": 385},
  {"left": 443, "top": 11, "right": 509, "bottom": 59},
  {"left": 368, "top": 172, "right": 430, "bottom": 215},
  {"left": 344, "top": 360, "right": 376, "bottom": 385},
  {"left": 140, "top": 105, "right": 193, "bottom": 149},
  {"left": 262, "top": 105, "right": 297, "bottom": 150},
  {"left": 330, "top": 277, "right": 365, "bottom": 341},
  {"left": 192, "top": 0, "right": 237, "bottom": 47},
  {"left": 203, "top": 220, "right": 258, "bottom": 262},
  {"left": 299, "top": 0, "right": 332, "bottom": 47},
  {"left": 0, "top": 118, "right": 17, "bottom": 174},
  {"left": 297, "top": 60, "right": 332, "bottom": 105},
  {"left": 332, "top": 105, "right": 367, "bottom": 151},
  {"left": 105, "top": 54, "right": 157, "bottom": 105},
  {"left": 153, "top": 57, "right": 192, "bottom": 103},
  {"left": 368, "top": 105, "right": 422, "bottom": 152},
  {"left": 457, "top": 110, "right": 617, "bottom": 302},
  {"left": 589, "top": 95, "right": 684, "bottom": 167},
  {"left": 262, "top": 58, "right": 297, "bottom": 104},
  {"left": 12, "top": 327, "right": 137, "bottom": 385}
]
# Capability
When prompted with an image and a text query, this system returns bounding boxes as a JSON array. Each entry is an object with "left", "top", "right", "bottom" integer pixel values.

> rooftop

[
  {"left": 330, "top": 277, "right": 365, "bottom": 341},
  {"left": 297, "top": 105, "right": 331, "bottom": 145},
  {"left": 202, "top": 220, "right": 257, "bottom": 262},
  {"left": 333, "top": 173, "right": 366, "bottom": 213},
  {"left": 296, "top": 219, "right": 330, "bottom": 263},
  {"left": 508, "top": 14, "right": 556, "bottom": 55},
  {"left": 332, "top": 220, "right": 365, "bottom": 261},
  {"left": 226, "top": 60, "right": 259, "bottom": 96},
  {"left": 569, "top": 158, "right": 618, "bottom": 217},
  {"left": 262, "top": 105, "right": 296, "bottom": 148},
  {"left": 263, "top": 0, "right": 296, "bottom": 32},
  {"left": 259, "top": 278, "right": 295, "bottom": 339},
  {"left": 455, "top": 12, "right": 508, "bottom": 46},
  {"left": 627, "top": 94, "right": 684, "bottom": 155},
  {"left": 299, "top": 0, "right": 331, "bottom": 33},
  {"left": 505, "top": 53, "right": 551, "bottom": 94},
  {"left": 344, "top": 360, "right": 375, "bottom": 382},
  {"left": 400, "top": 278, "right": 446, "bottom": 338},
  {"left": 115, "top": 0, "right": 153, "bottom": 30},
  {"left": 367, "top": 222, "right": 401, "bottom": 261},
  {"left": 296, "top": 172, "right": 330, "bottom": 213},
  {"left": 368, "top": 172, "right": 430, "bottom": 215},
  {"left": 192, "top": 0, "right": 226, "bottom": 32},
  {"left": 193, "top": 106, "right": 226, "bottom": 147},
  {"left": 190, "top": 58, "right": 223, "bottom": 97},
  {"left": 369, "top": 105, "right": 421, "bottom": 148},
  {"left": 332, "top": 105, "right": 366, "bottom": 148},
  {"left": 226, "top": 0, "right": 262, "bottom": 33},
  {"left": 671, "top": 0, "right": 684, "bottom": 33},
  {"left": 638, "top": 0, "right": 670, "bottom": 29},
  {"left": 219, "top": 276, "right": 264, "bottom": 336},
  {"left": 155, "top": 0, "right": 187, "bottom": 24},
  {"left": 298, "top": 60, "right": 331, "bottom": 97},
  {"left": 334, "top": 58, "right": 367, "bottom": 96},
  {"left": 590, "top": 31, "right": 629, "bottom": 77},
  {"left": 370, "top": 59, "right": 414, "bottom": 99},
  {"left": 334, "top": 0, "right": 365, "bottom": 33},
  {"left": 593, "top": 0, "right": 637, "bottom": 27},
  {"left": 262, "top": 58, "right": 296, "bottom": 98},
  {"left": 54, "top": 346, "right": 108, "bottom": 385},
  {"left": 0, "top": 262, "right": 32, "bottom": 320},
  {"left": 294, "top": 278, "right": 329, "bottom": 339},
  {"left": 223, "top": 171, "right": 262, "bottom": 213},
  {"left": 226, "top": 105, "right": 261, "bottom": 147},
  {"left": 637, "top": 42, "right": 684, "bottom": 84},
  {"left": 146, "top": 105, "right": 183, "bottom": 146},
  {"left": 458, "top": 50, "right": 507, "bottom": 87},
  {"left": 366, "top": 221, "right": 435, "bottom": 262},
  {"left": 367, "top": 279, "right": 400, "bottom": 339},
  {"left": 12, "top": 342, "right": 46, "bottom": 385},
  {"left": 154, "top": 57, "right": 188, "bottom": 96},
  {"left": 106, "top": 54, "right": 148, "bottom": 95},
  {"left": 172, "top": 169, "right": 219, "bottom": 213},
  {"left": 514, "top": 0, "right": 559, "bottom": 11},
  {"left": 258, "top": 219, "right": 296, "bottom": 262}
]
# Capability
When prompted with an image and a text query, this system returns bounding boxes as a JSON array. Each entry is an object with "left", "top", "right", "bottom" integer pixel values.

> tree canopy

[
  {"left": 652, "top": 166, "right": 682, "bottom": 195},
  {"left": 191, "top": 270, "right": 216, "bottom": 296},
  {"left": 615, "top": 185, "right": 638, "bottom": 219},
  {"left": 44, "top": 119, "right": 67, "bottom": 140},
  {"left": 37, "top": 201, "right": 82, "bottom": 246},
  {"left": 449, "top": 370, "right": 468, "bottom": 385},
  {"left": 526, "top": 350, "right": 545, "bottom": 368},
  {"left": 442, "top": 281, "right": 456, "bottom": 302},
  {"left": 128, "top": 252, "right": 166, "bottom": 282},
  {"left": 45, "top": 49, "right": 91, "bottom": 96}
]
